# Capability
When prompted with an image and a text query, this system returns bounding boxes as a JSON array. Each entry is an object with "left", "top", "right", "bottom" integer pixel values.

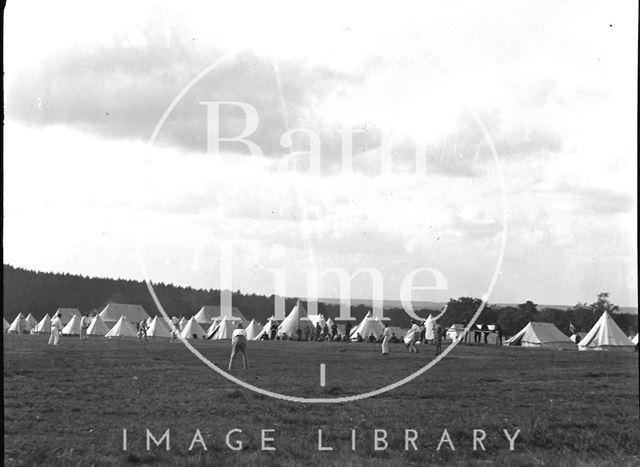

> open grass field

[{"left": 4, "top": 334, "right": 639, "bottom": 466}]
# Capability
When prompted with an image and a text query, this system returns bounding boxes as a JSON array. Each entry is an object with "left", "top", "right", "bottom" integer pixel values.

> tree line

[{"left": 3, "top": 265, "right": 637, "bottom": 337}]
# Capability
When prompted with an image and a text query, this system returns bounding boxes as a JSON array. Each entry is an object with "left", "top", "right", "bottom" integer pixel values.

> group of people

[
  {"left": 382, "top": 320, "right": 446, "bottom": 357},
  {"left": 460, "top": 320, "right": 504, "bottom": 346},
  {"left": 44, "top": 312, "right": 91, "bottom": 346}
]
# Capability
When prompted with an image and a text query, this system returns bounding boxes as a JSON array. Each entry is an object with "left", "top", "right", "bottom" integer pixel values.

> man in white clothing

[
  {"left": 80, "top": 313, "right": 90, "bottom": 341},
  {"left": 48, "top": 313, "right": 63, "bottom": 346},
  {"left": 381, "top": 323, "right": 392, "bottom": 355},
  {"left": 407, "top": 320, "right": 422, "bottom": 353},
  {"left": 229, "top": 323, "right": 248, "bottom": 370}
]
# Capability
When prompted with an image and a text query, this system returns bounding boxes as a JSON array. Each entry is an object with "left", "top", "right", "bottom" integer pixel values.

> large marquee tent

[
  {"left": 505, "top": 322, "right": 573, "bottom": 349},
  {"left": 99, "top": 303, "right": 149, "bottom": 327}
]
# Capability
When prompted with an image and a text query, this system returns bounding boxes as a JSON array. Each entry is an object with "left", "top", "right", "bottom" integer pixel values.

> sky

[{"left": 4, "top": 0, "right": 638, "bottom": 307}]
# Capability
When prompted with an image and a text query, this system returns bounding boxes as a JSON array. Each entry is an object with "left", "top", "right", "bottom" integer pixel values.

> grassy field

[{"left": 4, "top": 334, "right": 639, "bottom": 466}]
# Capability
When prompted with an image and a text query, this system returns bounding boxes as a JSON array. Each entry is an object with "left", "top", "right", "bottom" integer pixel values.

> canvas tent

[
  {"left": 24, "top": 313, "right": 38, "bottom": 332},
  {"left": 32, "top": 314, "right": 52, "bottom": 334},
  {"left": 8, "top": 313, "right": 26, "bottom": 333},
  {"left": 307, "top": 314, "right": 326, "bottom": 329},
  {"left": 178, "top": 317, "right": 187, "bottom": 330},
  {"left": 205, "top": 319, "right": 220, "bottom": 339},
  {"left": 193, "top": 305, "right": 247, "bottom": 326},
  {"left": 87, "top": 315, "right": 110, "bottom": 336},
  {"left": 99, "top": 303, "right": 149, "bottom": 326},
  {"left": 578, "top": 312, "right": 635, "bottom": 351},
  {"left": 55, "top": 308, "right": 80, "bottom": 325},
  {"left": 245, "top": 319, "right": 261, "bottom": 340},
  {"left": 3, "top": 317, "right": 10, "bottom": 332},
  {"left": 208, "top": 316, "right": 235, "bottom": 340},
  {"left": 277, "top": 300, "right": 306, "bottom": 339},
  {"left": 632, "top": 333, "right": 638, "bottom": 345},
  {"left": 256, "top": 317, "right": 278, "bottom": 340},
  {"left": 350, "top": 311, "right": 385, "bottom": 341},
  {"left": 505, "top": 322, "right": 573, "bottom": 349},
  {"left": 147, "top": 316, "right": 172, "bottom": 338},
  {"left": 180, "top": 317, "right": 207, "bottom": 340},
  {"left": 62, "top": 314, "right": 82, "bottom": 335},
  {"left": 105, "top": 315, "right": 138, "bottom": 338}
]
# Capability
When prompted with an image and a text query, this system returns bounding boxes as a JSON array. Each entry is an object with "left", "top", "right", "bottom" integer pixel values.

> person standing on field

[
  {"left": 434, "top": 321, "right": 443, "bottom": 356},
  {"left": 381, "top": 323, "right": 392, "bottom": 355},
  {"left": 229, "top": 322, "right": 249, "bottom": 370},
  {"left": 48, "top": 313, "right": 63, "bottom": 346},
  {"left": 80, "top": 313, "right": 90, "bottom": 341},
  {"left": 407, "top": 320, "right": 422, "bottom": 353}
]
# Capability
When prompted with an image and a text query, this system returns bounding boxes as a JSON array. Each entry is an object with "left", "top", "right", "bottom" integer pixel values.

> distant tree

[
  {"left": 517, "top": 300, "right": 538, "bottom": 316},
  {"left": 589, "top": 292, "right": 619, "bottom": 315},
  {"left": 440, "top": 297, "right": 484, "bottom": 327}
]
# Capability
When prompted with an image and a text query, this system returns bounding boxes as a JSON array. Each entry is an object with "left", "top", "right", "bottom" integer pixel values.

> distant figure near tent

[
  {"left": 8, "top": 313, "right": 26, "bottom": 334},
  {"left": 229, "top": 323, "right": 248, "bottom": 370},
  {"left": 48, "top": 313, "right": 63, "bottom": 346},
  {"left": 80, "top": 313, "right": 90, "bottom": 341},
  {"left": 381, "top": 323, "right": 392, "bottom": 355},
  {"left": 434, "top": 322, "right": 443, "bottom": 356}
]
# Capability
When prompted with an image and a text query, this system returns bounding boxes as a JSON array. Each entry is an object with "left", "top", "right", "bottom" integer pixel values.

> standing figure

[
  {"left": 345, "top": 322, "right": 353, "bottom": 342},
  {"left": 48, "top": 313, "right": 63, "bottom": 346},
  {"left": 461, "top": 319, "right": 469, "bottom": 345},
  {"left": 229, "top": 323, "right": 248, "bottom": 370},
  {"left": 495, "top": 324, "right": 503, "bottom": 346},
  {"left": 381, "top": 323, "right": 392, "bottom": 355},
  {"left": 482, "top": 323, "right": 490, "bottom": 344},
  {"left": 138, "top": 320, "right": 148, "bottom": 342},
  {"left": 408, "top": 320, "right": 422, "bottom": 353},
  {"left": 434, "top": 322, "right": 443, "bottom": 356},
  {"left": 80, "top": 313, "right": 90, "bottom": 341},
  {"left": 474, "top": 325, "right": 482, "bottom": 344}
]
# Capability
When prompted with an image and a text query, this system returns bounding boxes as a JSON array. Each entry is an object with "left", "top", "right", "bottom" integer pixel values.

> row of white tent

[
  {"left": 504, "top": 312, "right": 637, "bottom": 351},
  {"left": 5, "top": 306, "right": 638, "bottom": 349},
  {"left": 3, "top": 311, "right": 265, "bottom": 341}
]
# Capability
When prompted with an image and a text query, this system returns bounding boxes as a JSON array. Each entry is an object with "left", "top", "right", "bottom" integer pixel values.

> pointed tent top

[
  {"left": 62, "top": 314, "right": 82, "bottom": 335},
  {"left": 180, "top": 317, "right": 207, "bottom": 340},
  {"left": 246, "top": 319, "right": 261, "bottom": 340},
  {"left": 87, "top": 314, "right": 110, "bottom": 336},
  {"left": 147, "top": 316, "right": 171, "bottom": 338},
  {"left": 105, "top": 315, "right": 138, "bottom": 338},
  {"left": 578, "top": 311, "right": 634, "bottom": 350},
  {"left": 209, "top": 316, "right": 235, "bottom": 340}
]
